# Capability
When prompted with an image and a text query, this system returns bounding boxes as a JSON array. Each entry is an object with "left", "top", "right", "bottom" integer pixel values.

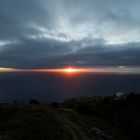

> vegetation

[
  {"left": 0, "top": 104, "right": 73, "bottom": 140},
  {"left": 63, "top": 93, "right": 140, "bottom": 140},
  {"left": 0, "top": 93, "right": 139, "bottom": 140},
  {"left": 58, "top": 108, "right": 125, "bottom": 140},
  {"left": 29, "top": 99, "right": 40, "bottom": 105}
]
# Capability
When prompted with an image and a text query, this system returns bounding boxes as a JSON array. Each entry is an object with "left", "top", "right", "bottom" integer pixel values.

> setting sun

[{"left": 63, "top": 67, "right": 78, "bottom": 73}]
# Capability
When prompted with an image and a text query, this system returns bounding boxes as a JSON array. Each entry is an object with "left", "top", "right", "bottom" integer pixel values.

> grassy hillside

[
  {"left": 57, "top": 108, "right": 126, "bottom": 140},
  {"left": 0, "top": 104, "right": 74, "bottom": 140},
  {"left": 63, "top": 93, "right": 140, "bottom": 140},
  {"left": 0, "top": 94, "right": 137, "bottom": 140}
]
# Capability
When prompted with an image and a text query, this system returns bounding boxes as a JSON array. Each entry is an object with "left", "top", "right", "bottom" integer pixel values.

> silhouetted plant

[
  {"left": 13, "top": 100, "right": 18, "bottom": 104},
  {"left": 51, "top": 102, "right": 59, "bottom": 108},
  {"left": 29, "top": 99, "right": 40, "bottom": 104}
]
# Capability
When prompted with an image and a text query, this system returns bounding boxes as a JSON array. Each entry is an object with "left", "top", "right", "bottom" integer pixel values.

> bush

[
  {"left": 50, "top": 102, "right": 59, "bottom": 108},
  {"left": 29, "top": 99, "right": 40, "bottom": 105}
]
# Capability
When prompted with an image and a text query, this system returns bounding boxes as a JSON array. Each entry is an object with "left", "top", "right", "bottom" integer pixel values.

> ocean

[{"left": 0, "top": 72, "right": 140, "bottom": 102}]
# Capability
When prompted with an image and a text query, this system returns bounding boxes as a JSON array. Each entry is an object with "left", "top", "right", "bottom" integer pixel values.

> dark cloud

[
  {"left": 0, "top": 0, "right": 140, "bottom": 68},
  {"left": 0, "top": 37, "right": 140, "bottom": 68}
]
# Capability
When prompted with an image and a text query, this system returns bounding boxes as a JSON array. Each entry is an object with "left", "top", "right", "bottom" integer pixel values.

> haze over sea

[{"left": 0, "top": 72, "right": 140, "bottom": 102}]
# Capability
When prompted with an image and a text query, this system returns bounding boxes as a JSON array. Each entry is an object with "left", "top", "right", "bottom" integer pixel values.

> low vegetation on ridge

[{"left": 0, "top": 93, "right": 139, "bottom": 140}]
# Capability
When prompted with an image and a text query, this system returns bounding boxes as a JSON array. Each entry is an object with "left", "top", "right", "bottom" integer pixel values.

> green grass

[
  {"left": 0, "top": 104, "right": 73, "bottom": 140},
  {"left": 58, "top": 108, "right": 127, "bottom": 140},
  {"left": 0, "top": 103, "right": 128, "bottom": 140}
]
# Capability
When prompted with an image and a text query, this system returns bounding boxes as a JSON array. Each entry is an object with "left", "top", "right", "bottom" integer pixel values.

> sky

[{"left": 0, "top": 0, "right": 140, "bottom": 69}]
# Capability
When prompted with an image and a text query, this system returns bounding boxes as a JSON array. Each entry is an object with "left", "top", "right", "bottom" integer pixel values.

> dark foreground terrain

[{"left": 0, "top": 93, "right": 139, "bottom": 140}]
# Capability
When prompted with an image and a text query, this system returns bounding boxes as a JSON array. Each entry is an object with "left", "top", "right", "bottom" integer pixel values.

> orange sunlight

[
  {"left": 62, "top": 67, "right": 79, "bottom": 73},
  {"left": 0, "top": 67, "right": 17, "bottom": 72},
  {"left": 28, "top": 67, "right": 81, "bottom": 74},
  {"left": 0, "top": 67, "right": 139, "bottom": 74},
  {"left": 0, "top": 67, "right": 116, "bottom": 73}
]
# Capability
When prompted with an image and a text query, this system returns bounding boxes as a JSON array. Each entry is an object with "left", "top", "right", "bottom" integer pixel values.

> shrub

[{"left": 29, "top": 99, "right": 40, "bottom": 105}]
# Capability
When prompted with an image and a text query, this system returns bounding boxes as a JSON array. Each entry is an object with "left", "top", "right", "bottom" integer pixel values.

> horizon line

[{"left": 0, "top": 66, "right": 140, "bottom": 74}]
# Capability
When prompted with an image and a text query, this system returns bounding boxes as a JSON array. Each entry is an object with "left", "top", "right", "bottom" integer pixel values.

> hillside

[
  {"left": 63, "top": 93, "right": 140, "bottom": 140},
  {"left": 0, "top": 101, "right": 127, "bottom": 140},
  {"left": 0, "top": 104, "right": 75, "bottom": 140}
]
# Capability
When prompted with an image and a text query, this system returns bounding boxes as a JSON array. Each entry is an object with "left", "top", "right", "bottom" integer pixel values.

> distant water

[{"left": 0, "top": 72, "right": 140, "bottom": 102}]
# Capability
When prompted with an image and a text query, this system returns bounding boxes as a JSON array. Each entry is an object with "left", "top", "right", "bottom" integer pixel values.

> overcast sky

[{"left": 0, "top": 0, "right": 140, "bottom": 69}]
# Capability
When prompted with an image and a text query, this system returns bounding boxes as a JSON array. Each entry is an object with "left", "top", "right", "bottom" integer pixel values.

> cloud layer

[{"left": 0, "top": 0, "right": 140, "bottom": 68}]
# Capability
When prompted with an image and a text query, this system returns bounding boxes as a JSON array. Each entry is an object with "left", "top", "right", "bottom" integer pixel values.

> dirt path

[
  {"left": 51, "top": 109, "right": 90, "bottom": 140},
  {"left": 56, "top": 113, "right": 78, "bottom": 140}
]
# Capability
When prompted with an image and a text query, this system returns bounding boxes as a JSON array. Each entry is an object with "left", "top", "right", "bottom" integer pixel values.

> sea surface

[{"left": 0, "top": 72, "right": 140, "bottom": 102}]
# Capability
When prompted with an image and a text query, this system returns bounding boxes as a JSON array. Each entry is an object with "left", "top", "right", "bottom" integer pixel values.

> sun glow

[
  {"left": 0, "top": 67, "right": 140, "bottom": 74},
  {"left": 0, "top": 67, "right": 17, "bottom": 72},
  {"left": 63, "top": 67, "right": 79, "bottom": 73},
  {"left": 31, "top": 67, "right": 80, "bottom": 74}
]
